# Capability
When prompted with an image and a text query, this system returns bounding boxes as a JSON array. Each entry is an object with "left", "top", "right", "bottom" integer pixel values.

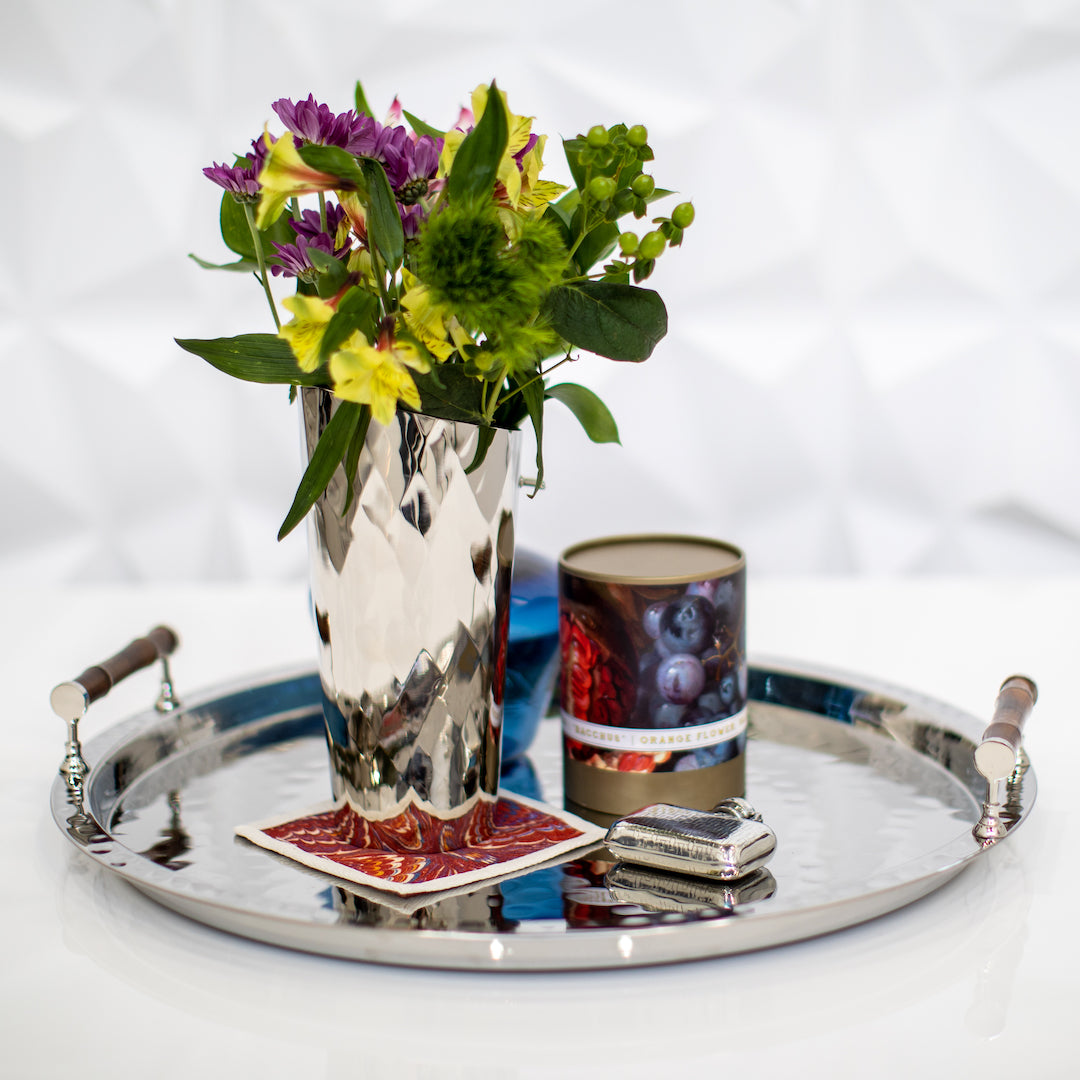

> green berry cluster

[{"left": 564, "top": 123, "right": 694, "bottom": 284}]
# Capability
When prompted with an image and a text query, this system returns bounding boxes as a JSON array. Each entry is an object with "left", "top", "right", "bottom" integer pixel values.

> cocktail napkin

[{"left": 236, "top": 791, "right": 605, "bottom": 896}]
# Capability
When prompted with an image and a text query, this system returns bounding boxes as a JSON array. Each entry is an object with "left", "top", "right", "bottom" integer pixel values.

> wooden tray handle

[
  {"left": 974, "top": 675, "right": 1037, "bottom": 783},
  {"left": 51, "top": 626, "right": 180, "bottom": 723}
]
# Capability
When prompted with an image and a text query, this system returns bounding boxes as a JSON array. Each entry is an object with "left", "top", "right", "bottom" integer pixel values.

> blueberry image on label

[
  {"left": 642, "top": 601, "right": 668, "bottom": 640},
  {"left": 656, "top": 652, "right": 706, "bottom": 704},
  {"left": 658, "top": 595, "right": 716, "bottom": 655}
]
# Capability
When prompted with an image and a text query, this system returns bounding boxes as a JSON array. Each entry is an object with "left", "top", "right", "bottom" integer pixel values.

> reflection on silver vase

[{"left": 301, "top": 389, "right": 521, "bottom": 841}]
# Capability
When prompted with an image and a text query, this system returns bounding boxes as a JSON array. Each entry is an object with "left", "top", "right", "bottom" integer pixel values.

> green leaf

[
  {"left": 219, "top": 193, "right": 295, "bottom": 258},
  {"left": 296, "top": 143, "right": 366, "bottom": 189},
  {"left": 360, "top": 157, "right": 404, "bottom": 271},
  {"left": 464, "top": 424, "right": 496, "bottom": 476},
  {"left": 544, "top": 282, "right": 668, "bottom": 362},
  {"left": 403, "top": 109, "right": 445, "bottom": 139},
  {"left": 412, "top": 364, "right": 485, "bottom": 423},
  {"left": 546, "top": 382, "right": 620, "bottom": 444},
  {"left": 319, "top": 290, "right": 378, "bottom": 365},
  {"left": 188, "top": 252, "right": 257, "bottom": 273},
  {"left": 341, "top": 404, "right": 372, "bottom": 518},
  {"left": 176, "top": 334, "right": 326, "bottom": 385},
  {"left": 278, "top": 400, "right": 362, "bottom": 540},
  {"left": 572, "top": 222, "right": 619, "bottom": 275},
  {"left": 308, "top": 247, "right": 349, "bottom": 296},
  {"left": 220, "top": 193, "right": 256, "bottom": 258},
  {"left": 520, "top": 377, "right": 545, "bottom": 497},
  {"left": 562, "top": 137, "right": 589, "bottom": 191},
  {"left": 448, "top": 80, "right": 508, "bottom": 206},
  {"left": 354, "top": 80, "right": 374, "bottom": 118}
]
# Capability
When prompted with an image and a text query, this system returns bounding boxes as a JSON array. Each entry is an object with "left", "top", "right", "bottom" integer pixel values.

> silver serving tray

[{"left": 50, "top": 658, "right": 1036, "bottom": 971}]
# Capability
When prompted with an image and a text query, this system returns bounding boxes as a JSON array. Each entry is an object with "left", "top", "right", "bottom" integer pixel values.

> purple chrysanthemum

[
  {"left": 382, "top": 133, "right": 443, "bottom": 195},
  {"left": 202, "top": 161, "right": 260, "bottom": 199},
  {"left": 270, "top": 202, "right": 352, "bottom": 279},
  {"left": 272, "top": 95, "right": 379, "bottom": 155},
  {"left": 270, "top": 233, "right": 339, "bottom": 279},
  {"left": 291, "top": 203, "right": 348, "bottom": 243},
  {"left": 203, "top": 136, "right": 273, "bottom": 200}
]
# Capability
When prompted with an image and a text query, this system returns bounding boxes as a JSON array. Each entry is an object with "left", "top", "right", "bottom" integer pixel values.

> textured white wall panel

[{"left": 4, "top": 0, "right": 1080, "bottom": 581}]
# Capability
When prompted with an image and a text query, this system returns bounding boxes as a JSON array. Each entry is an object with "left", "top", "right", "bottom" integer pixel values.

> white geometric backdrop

[{"left": 5, "top": 0, "right": 1080, "bottom": 581}]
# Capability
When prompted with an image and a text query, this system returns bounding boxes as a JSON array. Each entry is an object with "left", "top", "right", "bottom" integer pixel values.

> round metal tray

[{"left": 50, "top": 658, "right": 1035, "bottom": 971}]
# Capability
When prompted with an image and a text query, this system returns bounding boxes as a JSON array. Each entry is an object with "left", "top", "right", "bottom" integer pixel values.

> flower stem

[
  {"left": 496, "top": 354, "right": 574, "bottom": 410},
  {"left": 481, "top": 363, "right": 508, "bottom": 424},
  {"left": 318, "top": 192, "right": 327, "bottom": 234},
  {"left": 242, "top": 201, "right": 280, "bottom": 330}
]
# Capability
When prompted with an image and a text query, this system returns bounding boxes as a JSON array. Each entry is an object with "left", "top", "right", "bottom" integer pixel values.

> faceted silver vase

[{"left": 301, "top": 389, "right": 521, "bottom": 843}]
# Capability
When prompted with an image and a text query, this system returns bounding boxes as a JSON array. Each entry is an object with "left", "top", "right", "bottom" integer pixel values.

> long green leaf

[
  {"left": 544, "top": 282, "right": 668, "bottom": 362},
  {"left": 464, "top": 423, "right": 496, "bottom": 476},
  {"left": 175, "top": 334, "right": 325, "bottom": 385},
  {"left": 354, "top": 80, "right": 374, "bottom": 118},
  {"left": 546, "top": 382, "right": 620, "bottom": 444},
  {"left": 278, "top": 400, "right": 362, "bottom": 540},
  {"left": 521, "top": 378, "right": 545, "bottom": 497},
  {"left": 360, "top": 157, "right": 404, "bottom": 271},
  {"left": 403, "top": 109, "right": 445, "bottom": 140},
  {"left": 448, "top": 81, "right": 508, "bottom": 206},
  {"left": 188, "top": 252, "right": 257, "bottom": 273},
  {"left": 342, "top": 404, "right": 372, "bottom": 518}
]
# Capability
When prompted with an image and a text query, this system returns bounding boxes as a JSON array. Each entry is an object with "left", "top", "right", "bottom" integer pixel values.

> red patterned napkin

[{"left": 236, "top": 792, "right": 605, "bottom": 896}]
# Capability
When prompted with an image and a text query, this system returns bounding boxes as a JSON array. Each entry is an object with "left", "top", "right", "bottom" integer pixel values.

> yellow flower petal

[
  {"left": 329, "top": 337, "right": 422, "bottom": 426},
  {"left": 279, "top": 294, "right": 337, "bottom": 372},
  {"left": 401, "top": 283, "right": 456, "bottom": 362},
  {"left": 256, "top": 130, "right": 337, "bottom": 229}
]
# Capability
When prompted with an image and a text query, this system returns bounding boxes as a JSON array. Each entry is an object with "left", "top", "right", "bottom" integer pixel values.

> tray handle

[
  {"left": 50, "top": 626, "right": 181, "bottom": 790},
  {"left": 973, "top": 675, "right": 1037, "bottom": 844}
]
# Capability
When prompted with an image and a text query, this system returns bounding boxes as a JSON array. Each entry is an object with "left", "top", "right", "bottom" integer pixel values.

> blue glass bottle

[{"left": 501, "top": 548, "right": 560, "bottom": 763}]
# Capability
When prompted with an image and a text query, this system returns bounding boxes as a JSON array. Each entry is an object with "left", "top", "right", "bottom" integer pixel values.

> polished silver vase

[{"left": 301, "top": 389, "right": 521, "bottom": 843}]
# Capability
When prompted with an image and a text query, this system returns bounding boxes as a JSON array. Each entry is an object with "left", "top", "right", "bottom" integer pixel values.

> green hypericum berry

[
  {"left": 672, "top": 202, "right": 695, "bottom": 229},
  {"left": 638, "top": 230, "right": 665, "bottom": 260},
  {"left": 627, "top": 124, "right": 648, "bottom": 147},
  {"left": 630, "top": 173, "right": 655, "bottom": 197},
  {"left": 588, "top": 176, "right": 617, "bottom": 201},
  {"left": 586, "top": 125, "right": 610, "bottom": 148},
  {"left": 618, "top": 232, "right": 639, "bottom": 255},
  {"left": 612, "top": 189, "right": 636, "bottom": 214}
]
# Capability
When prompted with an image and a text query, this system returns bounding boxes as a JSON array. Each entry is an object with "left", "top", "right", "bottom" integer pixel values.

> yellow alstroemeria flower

[
  {"left": 256, "top": 130, "right": 338, "bottom": 229},
  {"left": 329, "top": 329, "right": 429, "bottom": 427},
  {"left": 516, "top": 134, "right": 567, "bottom": 212},
  {"left": 400, "top": 271, "right": 474, "bottom": 362},
  {"left": 279, "top": 294, "right": 336, "bottom": 373},
  {"left": 439, "top": 86, "right": 564, "bottom": 214}
]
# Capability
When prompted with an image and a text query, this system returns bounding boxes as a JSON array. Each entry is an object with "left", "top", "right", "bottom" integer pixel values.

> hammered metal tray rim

[{"left": 50, "top": 656, "right": 1036, "bottom": 971}]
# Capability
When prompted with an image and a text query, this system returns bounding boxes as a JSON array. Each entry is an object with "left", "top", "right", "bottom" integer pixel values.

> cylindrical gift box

[{"left": 558, "top": 535, "right": 747, "bottom": 821}]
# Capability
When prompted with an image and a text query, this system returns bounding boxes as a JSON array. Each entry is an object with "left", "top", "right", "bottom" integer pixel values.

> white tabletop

[{"left": 3, "top": 578, "right": 1074, "bottom": 1079}]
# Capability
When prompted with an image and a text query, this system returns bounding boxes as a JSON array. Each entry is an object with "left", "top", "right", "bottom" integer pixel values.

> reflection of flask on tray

[
  {"left": 558, "top": 535, "right": 748, "bottom": 818},
  {"left": 502, "top": 548, "right": 561, "bottom": 762}
]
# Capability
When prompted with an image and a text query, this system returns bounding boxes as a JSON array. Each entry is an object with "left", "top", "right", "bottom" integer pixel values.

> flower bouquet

[{"left": 178, "top": 80, "right": 693, "bottom": 537}]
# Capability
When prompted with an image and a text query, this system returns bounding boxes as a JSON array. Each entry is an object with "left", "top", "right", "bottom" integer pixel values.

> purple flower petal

[
  {"left": 202, "top": 161, "right": 260, "bottom": 198},
  {"left": 272, "top": 94, "right": 379, "bottom": 153}
]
